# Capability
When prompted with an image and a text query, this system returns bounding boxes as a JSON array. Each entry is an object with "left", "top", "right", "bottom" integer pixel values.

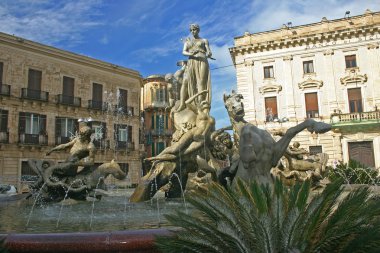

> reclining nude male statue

[{"left": 218, "top": 91, "right": 332, "bottom": 186}]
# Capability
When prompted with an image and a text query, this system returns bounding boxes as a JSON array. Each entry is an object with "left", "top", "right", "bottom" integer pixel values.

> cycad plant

[
  {"left": 328, "top": 160, "right": 380, "bottom": 185},
  {"left": 156, "top": 178, "right": 380, "bottom": 253}
]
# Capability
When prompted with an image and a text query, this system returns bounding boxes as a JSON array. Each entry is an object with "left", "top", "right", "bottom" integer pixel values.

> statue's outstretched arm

[{"left": 46, "top": 139, "right": 76, "bottom": 155}]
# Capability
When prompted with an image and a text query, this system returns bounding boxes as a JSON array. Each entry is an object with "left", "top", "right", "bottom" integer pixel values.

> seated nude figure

[
  {"left": 45, "top": 124, "right": 95, "bottom": 178},
  {"left": 146, "top": 90, "right": 214, "bottom": 162}
]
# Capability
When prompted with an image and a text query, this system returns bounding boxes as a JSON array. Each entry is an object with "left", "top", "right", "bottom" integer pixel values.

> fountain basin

[{"left": 2, "top": 228, "right": 175, "bottom": 253}]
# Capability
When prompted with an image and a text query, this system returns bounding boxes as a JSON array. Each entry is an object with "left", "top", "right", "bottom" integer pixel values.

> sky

[{"left": 0, "top": 0, "right": 378, "bottom": 128}]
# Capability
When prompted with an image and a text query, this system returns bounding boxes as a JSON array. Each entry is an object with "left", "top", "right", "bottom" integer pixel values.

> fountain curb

[{"left": 2, "top": 228, "right": 176, "bottom": 253}]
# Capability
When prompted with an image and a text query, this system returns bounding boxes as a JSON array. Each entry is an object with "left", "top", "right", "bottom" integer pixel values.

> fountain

[{"left": 0, "top": 23, "right": 344, "bottom": 252}]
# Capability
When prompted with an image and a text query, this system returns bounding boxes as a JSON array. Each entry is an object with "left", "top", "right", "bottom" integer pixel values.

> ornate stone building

[
  {"left": 230, "top": 10, "right": 380, "bottom": 168},
  {"left": 0, "top": 32, "right": 143, "bottom": 190},
  {"left": 141, "top": 75, "right": 173, "bottom": 161}
]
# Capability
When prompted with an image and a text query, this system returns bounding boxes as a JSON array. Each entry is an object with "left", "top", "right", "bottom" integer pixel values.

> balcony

[
  {"left": 19, "top": 133, "right": 48, "bottom": 145},
  {"left": 88, "top": 100, "right": 105, "bottom": 110},
  {"left": 145, "top": 101, "right": 169, "bottom": 109},
  {"left": 0, "top": 84, "right": 10, "bottom": 96},
  {"left": 21, "top": 88, "right": 49, "bottom": 102},
  {"left": 0, "top": 131, "right": 9, "bottom": 143},
  {"left": 146, "top": 129, "right": 173, "bottom": 137},
  {"left": 55, "top": 136, "right": 72, "bottom": 145},
  {"left": 57, "top": 94, "right": 81, "bottom": 107},
  {"left": 331, "top": 111, "right": 380, "bottom": 133},
  {"left": 115, "top": 141, "right": 135, "bottom": 151},
  {"left": 93, "top": 139, "right": 108, "bottom": 149},
  {"left": 114, "top": 105, "right": 134, "bottom": 116}
]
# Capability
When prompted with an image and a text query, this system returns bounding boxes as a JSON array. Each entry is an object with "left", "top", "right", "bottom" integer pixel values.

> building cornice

[
  {"left": 0, "top": 32, "right": 142, "bottom": 80},
  {"left": 230, "top": 11, "right": 380, "bottom": 64}
]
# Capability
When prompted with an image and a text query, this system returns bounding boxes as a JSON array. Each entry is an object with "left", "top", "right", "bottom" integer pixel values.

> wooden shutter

[
  {"left": 63, "top": 76, "right": 74, "bottom": 97},
  {"left": 0, "top": 62, "right": 3, "bottom": 84},
  {"left": 348, "top": 88, "right": 362, "bottom": 113},
  {"left": 348, "top": 141, "right": 375, "bottom": 167},
  {"left": 119, "top": 89, "right": 128, "bottom": 107},
  {"left": 305, "top": 93, "right": 319, "bottom": 111},
  {"left": 55, "top": 118, "right": 62, "bottom": 136},
  {"left": 92, "top": 83, "right": 103, "bottom": 102},
  {"left": 19, "top": 112, "right": 26, "bottom": 133},
  {"left": 39, "top": 115, "right": 47, "bottom": 134},
  {"left": 265, "top": 97, "right": 278, "bottom": 117},
  {"left": 128, "top": 126, "right": 132, "bottom": 142},
  {"left": 28, "top": 69, "right": 42, "bottom": 91},
  {"left": 0, "top": 110, "right": 7, "bottom": 131}
]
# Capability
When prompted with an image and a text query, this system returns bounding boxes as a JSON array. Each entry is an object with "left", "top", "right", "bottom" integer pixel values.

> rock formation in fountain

[{"left": 28, "top": 121, "right": 126, "bottom": 203}]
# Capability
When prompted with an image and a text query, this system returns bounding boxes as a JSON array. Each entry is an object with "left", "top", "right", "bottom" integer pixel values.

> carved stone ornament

[
  {"left": 298, "top": 78, "right": 323, "bottom": 90},
  {"left": 340, "top": 70, "right": 368, "bottom": 86},
  {"left": 259, "top": 83, "right": 283, "bottom": 94}
]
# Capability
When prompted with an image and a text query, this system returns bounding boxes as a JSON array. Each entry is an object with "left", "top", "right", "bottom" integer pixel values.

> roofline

[
  {"left": 0, "top": 32, "right": 142, "bottom": 79},
  {"left": 234, "top": 11, "right": 380, "bottom": 40}
]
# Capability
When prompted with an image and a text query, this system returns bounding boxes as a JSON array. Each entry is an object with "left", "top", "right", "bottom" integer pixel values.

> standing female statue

[{"left": 177, "top": 24, "right": 212, "bottom": 112}]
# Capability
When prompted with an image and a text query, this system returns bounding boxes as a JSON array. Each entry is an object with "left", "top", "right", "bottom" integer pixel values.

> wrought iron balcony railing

[
  {"left": 88, "top": 100, "right": 105, "bottom": 110},
  {"left": 55, "top": 136, "right": 72, "bottom": 145},
  {"left": 21, "top": 88, "right": 49, "bottom": 102},
  {"left": 115, "top": 141, "right": 135, "bottom": 151},
  {"left": 114, "top": 105, "right": 134, "bottom": 116},
  {"left": 57, "top": 94, "right": 81, "bottom": 107},
  {"left": 0, "top": 84, "right": 10, "bottom": 96},
  {"left": 146, "top": 129, "right": 173, "bottom": 137},
  {"left": 19, "top": 133, "right": 48, "bottom": 145}
]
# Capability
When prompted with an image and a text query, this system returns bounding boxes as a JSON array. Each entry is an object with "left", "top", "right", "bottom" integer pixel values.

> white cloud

[
  {"left": 0, "top": 0, "right": 103, "bottom": 47},
  {"left": 99, "top": 34, "right": 109, "bottom": 45}
]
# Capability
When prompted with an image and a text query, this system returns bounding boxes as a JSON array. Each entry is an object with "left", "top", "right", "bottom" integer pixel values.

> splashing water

[
  {"left": 171, "top": 173, "right": 188, "bottom": 214},
  {"left": 56, "top": 180, "right": 84, "bottom": 228},
  {"left": 89, "top": 177, "right": 104, "bottom": 228},
  {"left": 26, "top": 182, "right": 47, "bottom": 227}
]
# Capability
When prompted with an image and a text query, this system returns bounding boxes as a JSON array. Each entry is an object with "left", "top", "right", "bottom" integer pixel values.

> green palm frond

[
  {"left": 0, "top": 237, "right": 8, "bottom": 253},
  {"left": 156, "top": 177, "right": 380, "bottom": 253}
]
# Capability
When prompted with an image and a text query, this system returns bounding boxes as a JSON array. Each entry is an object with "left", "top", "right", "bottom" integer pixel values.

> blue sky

[{"left": 0, "top": 0, "right": 378, "bottom": 128}]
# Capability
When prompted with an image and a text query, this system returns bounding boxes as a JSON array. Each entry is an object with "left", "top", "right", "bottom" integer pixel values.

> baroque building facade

[
  {"left": 0, "top": 32, "right": 143, "bottom": 190},
  {"left": 230, "top": 10, "right": 380, "bottom": 168},
  {"left": 141, "top": 75, "right": 173, "bottom": 163}
]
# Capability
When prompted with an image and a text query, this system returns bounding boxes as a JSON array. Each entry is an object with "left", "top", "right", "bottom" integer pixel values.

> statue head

[
  {"left": 79, "top": 125, "right": 94, "bottom": 140},
  {"left": 189, "top": 23, "right": 200, "bottom": 32},
  {"left": 223, "top": 90, "right": 245, "bottom": 121},
  {"left": 292, "top": 142, "right": 300, "bottom": 148}
]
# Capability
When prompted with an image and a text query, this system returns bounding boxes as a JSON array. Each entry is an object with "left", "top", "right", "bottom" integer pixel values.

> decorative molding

[
  {"left": 340, "top": 73, "right": 368, "bottom": 86},
  {"left": 244, "top": 60, "right": 254, "bottom": 66},
  {"left": 323, "top": 49, "right": 334, "bottom": 55},
  {"left": 298, "top": 78, "right": 323, "bottom": 90},
  {"left": 367, "top": 42, "right": 380, "bottom": 49},
  {"left": 283, "top": 55, "right": 293, "bottom": 61},
  {"left": 259, "top": 83, "right": 282, "bottom": 94}
]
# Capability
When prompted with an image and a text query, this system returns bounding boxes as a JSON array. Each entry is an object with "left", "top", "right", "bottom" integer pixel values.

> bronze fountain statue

[
  {"left": 130, "top": 24, "right": 332, "bottom": 202},
  {"left": 28, "top": 120, "right": 126, "bottom": 203}
]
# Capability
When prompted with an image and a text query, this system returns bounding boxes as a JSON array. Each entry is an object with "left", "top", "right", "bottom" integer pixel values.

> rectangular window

[
  {"left": 309, "top": 145, "right": 322, "bottom": 155},
  {"left": 92, "top": 83, "right": 103, "bottom": 102},
  {"left": 305, "top": 92, "right": 319, "bottom": 118},
  {"left": 265, "top": 97, "right": 278, "bottom": 122},
  {"left": 345, "top": 55, "right": 357, "bottom": 68},
  {"left": 21, "top": 161, "right": 38, "bottom": 182},
  {"left": 90, "top": 121, "right": 106, "bottom": 141},
  {"left": 263, "top": 66, "right": 274, "bottom": 78},
  {"left": 118, "top": 88, "right": 128, "bottom": 108},
  {"left": 19, "top": 112, "right": 46, "bottom": 134},
  {"left": 0, "top": 109, "right": 8, "bottom": 132},
  {"left": 62, "top": 76, "right": 74, "bottom": 97},
  {"left": 303, "top": 60, "right": 314, "bottom": 74},
  {"left": 0, "top": 62, "right": 3, "bottom": 84},
  {"left": 348, "top": 88, "right": 362, "bottom": 113},
  {"left": 157, "top": 142, "right": 165, "bottom": 154},
  {"left": 56, "top": 117, "right": 77, "bottom": 138},
  {"left": 118, "top": 127, "right": 128, "bottom": 142},
  {"left": 28, "top": 69, "right": 42, "bottom": 91}
]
